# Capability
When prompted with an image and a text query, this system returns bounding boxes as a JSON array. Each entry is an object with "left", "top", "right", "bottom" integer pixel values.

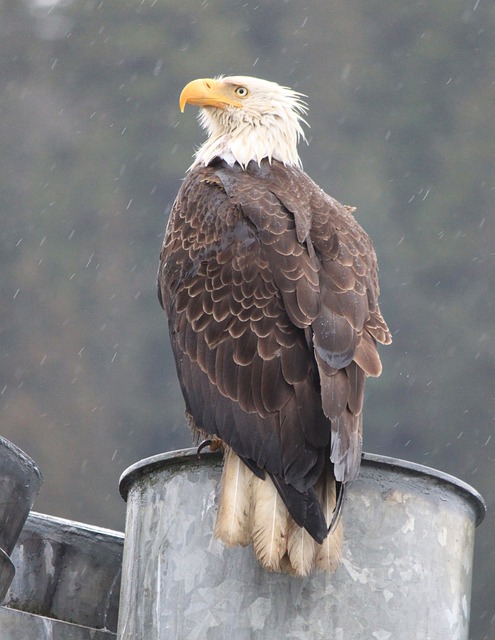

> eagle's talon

[
  {"left": 328, "top": 482, "right": 346, "bottom": 536},
  {"left": 197, "top": 439, "right": 213, "bottom": 458}
]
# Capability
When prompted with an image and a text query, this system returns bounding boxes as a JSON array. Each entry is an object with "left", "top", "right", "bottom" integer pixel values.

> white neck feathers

[{"left": 191, "top": 77, "right": 307, "bottom": 169}]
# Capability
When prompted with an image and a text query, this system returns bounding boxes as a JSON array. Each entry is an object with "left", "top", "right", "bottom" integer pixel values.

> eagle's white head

[{"left": 179, "top": 75, "right": 308, "bottom": 169}]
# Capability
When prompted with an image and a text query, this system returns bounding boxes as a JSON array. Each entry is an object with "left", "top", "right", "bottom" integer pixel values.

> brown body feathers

[{"left": 158, "top": 157, "right": 391, "bottom": 575}]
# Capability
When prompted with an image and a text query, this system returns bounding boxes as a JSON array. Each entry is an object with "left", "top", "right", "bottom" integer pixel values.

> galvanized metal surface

[
  {"left": 5, "top": 512, "right": 124, "bottom": 633},
  {"left": 0, "top": 436, "right": 42, "bottom": 602},
  {"left": 118, "top": 448, "right": 485, "bottom": 640},
  {"left": 0, "top": 437, "right": 42, "bottom": 555},
  {"left": 0, "top": 550, "right": 15, "bottom": 603},
  {"left": 0, "top": 606, "right": 115, "bottom": 640}
]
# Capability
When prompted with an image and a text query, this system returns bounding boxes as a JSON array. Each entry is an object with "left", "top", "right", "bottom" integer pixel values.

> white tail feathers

[
  {"left": 286, "top": 519, "right": 317, "bottom": 576},
  {"left": 250, "top": 474, "right": 289, "bottom": 571},
  {"left": 214, "top": 447, "right": 253, "bottom": 547},
  {"left": 214, "top": 447, "right": 343, "bottom": 576}
]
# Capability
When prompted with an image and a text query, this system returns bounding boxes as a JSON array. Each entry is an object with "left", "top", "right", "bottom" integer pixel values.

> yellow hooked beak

[{"left": 179, "top": 78, "right": 243, "bottom": 113}]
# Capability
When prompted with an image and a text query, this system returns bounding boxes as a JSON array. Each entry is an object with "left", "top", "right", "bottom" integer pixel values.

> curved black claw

[
  {"left": 327, "top": 481, "right": 346, "bottom": 536},
  {"left": 196, "top": 439, "right": 213, "bottom": 459}
]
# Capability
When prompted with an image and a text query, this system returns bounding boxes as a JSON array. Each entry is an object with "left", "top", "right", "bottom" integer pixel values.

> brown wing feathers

[{"left": 158, "top": 158, "right": 391, "bottom": 546}]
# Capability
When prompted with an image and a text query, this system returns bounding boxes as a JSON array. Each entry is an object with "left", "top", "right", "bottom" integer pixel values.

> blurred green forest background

[{"left": 1, "top": 0, "right": 494, "bottom": 636}]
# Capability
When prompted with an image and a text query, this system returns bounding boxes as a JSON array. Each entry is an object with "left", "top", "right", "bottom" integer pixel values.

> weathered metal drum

[
  {"left": 0, "top": 437, "right": 42, "bottom": 602},
  {"left": 117, "top": 449, "right": 484, "bottom": 640},
  {"left": 1, "top": 512, "right": 124, "bottom": 639}
]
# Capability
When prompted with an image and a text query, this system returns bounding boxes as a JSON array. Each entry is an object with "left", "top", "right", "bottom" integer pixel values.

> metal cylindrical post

[
  {"left": 117, "top": 449, "right": 484, "bottom": 640},
  {"left": 5, "top": 512, "right": 124, "bottom": 633},
  {"left": 0, "top": 437, "right": 42, "bottom": 602}
]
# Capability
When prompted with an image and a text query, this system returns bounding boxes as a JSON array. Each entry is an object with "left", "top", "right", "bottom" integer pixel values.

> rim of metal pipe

[
  {"left": 119, "top": 448, "right": 486, "bottom": 527},
  {"left": 0, "top": 436, "right": 42, "bottom": 483},
  {"left": 25, "top": 510, "right": 126, "bottom": 539}
]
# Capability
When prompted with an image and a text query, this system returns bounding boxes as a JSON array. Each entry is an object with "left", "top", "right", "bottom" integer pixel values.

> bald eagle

[{"left": 158, "top": 76, "right": 391, "bottom": 576}]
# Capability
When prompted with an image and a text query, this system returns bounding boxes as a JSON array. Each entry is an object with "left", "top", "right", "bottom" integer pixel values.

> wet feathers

[{"left": 158, "top": 76, "right": 391, "bottom": 575}]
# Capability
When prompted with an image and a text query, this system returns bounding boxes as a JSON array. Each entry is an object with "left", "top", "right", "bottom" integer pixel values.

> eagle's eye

[{"left": 234, "top": 86, "right": 249, "bottom": 98}]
